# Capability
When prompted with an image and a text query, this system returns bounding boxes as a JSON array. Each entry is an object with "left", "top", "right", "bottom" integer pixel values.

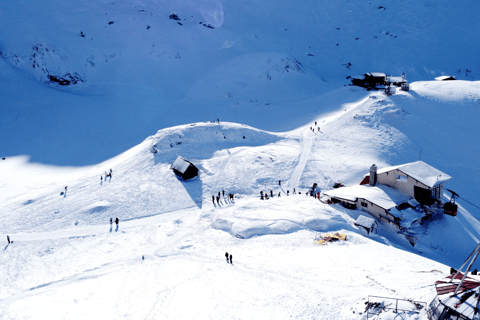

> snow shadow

[{"left": 176, "top": 175, "right": 203, "bottom": 209}]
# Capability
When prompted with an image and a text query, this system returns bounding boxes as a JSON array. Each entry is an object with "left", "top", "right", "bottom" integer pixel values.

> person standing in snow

[
  {"left": 315, "top": 121, "right": 317, "bottom": 126},
  {"left": 225, "top": 252, "right": 229, "bottom": 263},
  {"left": 216, "top": 196, "right": 220, "bottom": 204},
  {"left": 278, "top": 192, "right": 281, "bottom": 197},
  {"left": 218, "top": 191, "right": 221, "bottom": 198},
  {"left": 115, "top": 217, "right": 119, "bottom": 225},
  {"left": 293, "top": 188, "right": 296, "bottom": 194},
  {"left": 7, "top": 235, "right": 10, "bottom": 244},
  {"left": 212, "top": 195, "right": 215, "bottom": 204},
  {"left": 65, "top": 186, "right": 68, "bottom": 192},
  {"left": 222, "top": 190, "right": 225, "bottom": 197},
  {"left": 287, "top": 190, "right": 289, "bottom": 196},
  {"left": 229, "top": 254, "right": 233, "bottom": 264},
  {"left": 110, "top": 218, "right": 112, "bottom": 225},
  {"left": 318, "top": 127, "right": 320, "bottom": 132},
  {"left": 101, "top": 176, "right": 103, "bottom": 181},
  {"left": 270, "top": 190, "right": 273, "bottom": 197},
  {"left": 279, "top": 180, "right": 281, "bottom": 185}
]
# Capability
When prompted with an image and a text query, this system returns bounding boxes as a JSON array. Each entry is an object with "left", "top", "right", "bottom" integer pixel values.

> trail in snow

[
  {"left": 0, "top": 208, "right": 199, "bottom": 243},
  {"left": 289, "top": 128, "right": 313, "bottom": 189}
]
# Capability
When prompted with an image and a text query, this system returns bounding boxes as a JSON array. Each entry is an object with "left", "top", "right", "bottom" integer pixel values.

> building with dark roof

[{"left": 171, "top": 156, "right": 199, "bottom": 180}]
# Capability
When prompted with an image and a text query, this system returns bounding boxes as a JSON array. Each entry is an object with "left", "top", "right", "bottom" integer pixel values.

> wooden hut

[{"left": 171, "top": 156, "right": 199, "bottom": 180}]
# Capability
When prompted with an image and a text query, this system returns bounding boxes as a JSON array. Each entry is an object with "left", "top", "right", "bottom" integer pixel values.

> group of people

[
  {"left": 310, "top": 121, "right": 320, "bottom": 132},
  {"left": 260, "top": 187, "right": 298, "bottom": 200},
  {"left": 213, "top": 190, "right": 235, "bottom": 205},
  {"left": 225, "top": 252, "right": 233, "bottom": 264},
  {"left": 110, "top": 217, "right": 119, "bottom": 226}
]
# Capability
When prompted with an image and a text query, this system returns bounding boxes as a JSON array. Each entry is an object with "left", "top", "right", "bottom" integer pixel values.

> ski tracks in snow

[{"left": 289, "top": 128, "right": 314, "bottom": 189}]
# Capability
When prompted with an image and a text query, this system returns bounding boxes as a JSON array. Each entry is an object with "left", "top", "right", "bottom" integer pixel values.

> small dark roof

[
  {"left": 435, "top": 75, "right": 456, "bottom": 81},
  {"left": 171, "top": 156, "right": 194, "bottom": 174}
]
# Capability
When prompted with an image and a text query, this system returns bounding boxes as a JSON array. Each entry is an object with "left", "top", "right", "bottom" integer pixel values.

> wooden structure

[
  {"left": 171, "top": 156, "right": 199, "bottom": 180},
  {"left": 428, "top": 244, "right": 480, "bottom": 320},
  {"left": 323, "top": 184, "right": 410, "bottom": 229},
  {"left": 351, "top": 72, "right": 408, "bottom": 91}
]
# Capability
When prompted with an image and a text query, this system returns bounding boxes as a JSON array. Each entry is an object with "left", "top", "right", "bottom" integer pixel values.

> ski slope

[
  {"left": 1, "top": 0, "right": 480, "bottom": 318},
  {"left": 2, "top": 80, "right": 480, "bottom": 319}
]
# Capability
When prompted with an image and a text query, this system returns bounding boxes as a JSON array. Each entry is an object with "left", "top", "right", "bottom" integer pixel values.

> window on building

[
  {"left": 361, "top": 202, "right": 368, "bottom": 208},
  {"left": 396, "top": 175, "right": 408, "bottom": 183}
]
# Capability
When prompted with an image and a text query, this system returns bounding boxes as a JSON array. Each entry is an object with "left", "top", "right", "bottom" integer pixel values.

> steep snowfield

[{"left": 1, "top": 81, "right": 480, "bottom": 318}]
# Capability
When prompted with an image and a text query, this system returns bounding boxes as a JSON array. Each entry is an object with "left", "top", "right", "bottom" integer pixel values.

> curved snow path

[{"left": 0, "top": 207, "right": 199, "bottom": 242}]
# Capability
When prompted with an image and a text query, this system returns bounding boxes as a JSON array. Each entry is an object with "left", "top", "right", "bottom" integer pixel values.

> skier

[
  {"left": 101, "top": 176, "right": 103, "bottom": 181},
  {"left": 287, "top": 190, "right": 289, "bottom": 196},
  {"left": 217, "top": 118, "right": 220, "bottom": 124},
  {"left": 279, "top": 180, "right": 281, "bottom": 185},
  {"left": 278, "top": 192, "right": 281, "bottom": 197},
  {"left": 110, "top": 169, "right": 112, "bottom": 173},
  {"left": 318, "top": 127, "right": 320, "bottom": 132},
  {"left": 315, "top": 121, "right": 317, "bottom": 126},
  {"left": 7, "top": 235, "right": 10, "bottom": 244},
  {"left": 293, "top": 188, "right": 296, "bottom": 194},
  {"left": 225, "top": 252, "right": 229, "bottom": 263},
  {"left": 212, "top": 195, "right": 215, "bottom": 204},
  {"left": 222, "top": 190, "right": 225, "bottom": 197},
  {"left": 218, "top": 191, "right": 221, "bottom": 198},
  {"left": 115, "top": 217, "right": 119, "bottom": 225},
  {"left": 110, "top": 218, "right": 112, "bottom": 225},
  {"left": 270, "top": 190, "right": 273, "bottom": 197},
  {"left": 65, "top": 186, "right": 68, "bottom": 191},
  {"left": 229, "top": 254, "right": 233, "bottom": 264}
]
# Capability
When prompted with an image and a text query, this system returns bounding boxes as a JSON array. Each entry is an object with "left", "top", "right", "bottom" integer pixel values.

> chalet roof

[
  {"left": 366, "top": 72, "right": 386, "bottom": 78},
  {"left": 324, "top": 184, "right": 410, "bottom": 210},
  {"left": 389, "top": 76, "right": 406, "bottom": 83},
  {"left": 375, "top": 161, "right": 451, "bottom": 188},
  {"left": 171, "top": 156, "right": 193, "bottom": 174},
  {"left": 355, "top": 215, "right": 376, "bottom": 229},
  {"left": 435, "top": 75, "right": 456, "bottom": 81}
]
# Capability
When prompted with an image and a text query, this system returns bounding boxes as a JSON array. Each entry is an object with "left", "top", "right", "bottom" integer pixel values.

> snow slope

[
  {"left": 1, "top": 0, "right": 479, "bottom": 165},
  {"left": 2, "top": 81, "right": 480, "bottom": 318},
  {"left": 1, "top": 0, "right": 480, "bottom": 318}
]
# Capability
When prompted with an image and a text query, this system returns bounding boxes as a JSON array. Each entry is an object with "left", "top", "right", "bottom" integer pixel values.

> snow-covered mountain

[
  {"left": 1, "top": 0, "right": 479, "bottom": 165},
  {"left": 1, "top": 0, "right": 480, "bottom": 319}
]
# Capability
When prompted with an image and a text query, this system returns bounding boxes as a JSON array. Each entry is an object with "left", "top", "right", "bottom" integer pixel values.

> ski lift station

[{"left": 323, "top": 161, "right": 453, "bottom": 244}]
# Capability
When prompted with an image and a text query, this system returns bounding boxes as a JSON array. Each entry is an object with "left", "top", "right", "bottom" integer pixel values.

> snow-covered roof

[
  {"left": 375, "top": 161, "right": 451, "bottom": 188},
  {"left": 366, "top": 72, "right": 386, "bottom": 78},
  {"left": 355, "top": 215, "right": 376, "bottom": 229},
  {"left": 324, "top": 184, "right": 410, "bottom": 210},
  {"left": 435, "top": 273, "right": 480, "bottom": 319},
  {"left": 389, "top": 76, "right": 405, "bottom": 83},
  {"left": 435, "top": 75, "right": 456, "bottom": 81},
  {"left": 171, "top": 156, "right": 193, "bottom": 174}
]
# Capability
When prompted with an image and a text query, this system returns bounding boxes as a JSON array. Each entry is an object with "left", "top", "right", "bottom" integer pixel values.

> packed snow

[{"left": 1, "top": 0, "right": 480, "bottom": 319}]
